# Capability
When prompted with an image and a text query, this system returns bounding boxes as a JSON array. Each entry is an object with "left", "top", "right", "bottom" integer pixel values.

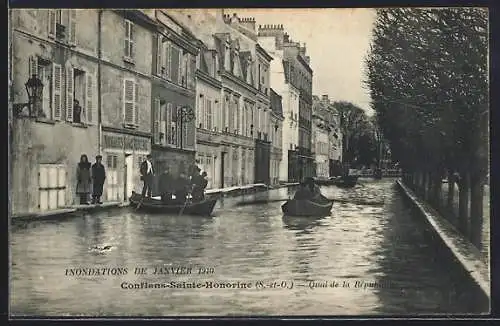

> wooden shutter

[
  {"left": 123, "top": 79, "right": 134, "bottom": 124},
  {"left": 153, "top": 98, "right": 161, "bottom": 144},
  {"left": 178, "top": 49, "right": 183, "bottom": 85},
  {"left": 134, "top": 82, "right": 139, "bottom": 125},
  {"left": 68, "top": 9, "right": 76, "bottom": 45},
  {"left": 29, "top": 56, "right": 38, "bottom": 77},
  {"left": 156, "top": 35, "right": 162, "bottom": 76},
  {"left": 130, "top": 21, "right": 135, "bottom": 58},
  {"left": 66, "top": 66, "right": 74, "bottom": 122},
  {"left": 188, "top": 55, "right": 196, "bottom": 89},
  {"left": 52, "top": 63, "right": 62, "bottom": 120},
  {"left": 48, "top": 10, "right": 56, "bottom": 37},
  {"left": 165, "top": 41, "right": 171, "bottom": 78},
  {"left": 86, "top": 73, "right": 94, "bottom": 123},
  {"left": 124, "top": 20, "right": 131, "bottom": 57}
]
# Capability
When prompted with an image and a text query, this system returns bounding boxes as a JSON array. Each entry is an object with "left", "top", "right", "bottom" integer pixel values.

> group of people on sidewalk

[
  {"left": 139, "top": 155, "right": 209, "bottom": 205},
  {"left": 76, "top": 154, "right": 106, "bottom": 205}
]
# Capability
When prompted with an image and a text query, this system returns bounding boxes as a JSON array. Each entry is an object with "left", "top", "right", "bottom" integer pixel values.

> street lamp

[{"left": 25, "top": 74, "right": 44, "bottom": 117}]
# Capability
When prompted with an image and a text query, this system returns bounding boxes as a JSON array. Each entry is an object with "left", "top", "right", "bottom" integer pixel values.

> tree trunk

[
  {"left": 458, "top": 172, "right": 470, "bottom": 236},
  {"left": 426, "top": 172, "right": 433, "bottom": 201},
  {"left": 469, "top": 172, "right": 484, "bottom": 250},
  {"left": 447, "top": 170, "right": 455, "bottom": 212}
]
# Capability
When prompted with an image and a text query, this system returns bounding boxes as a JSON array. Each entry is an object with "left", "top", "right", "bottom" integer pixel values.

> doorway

[{"left": 124, "top": 153, "right": 134, "bottom": 201}]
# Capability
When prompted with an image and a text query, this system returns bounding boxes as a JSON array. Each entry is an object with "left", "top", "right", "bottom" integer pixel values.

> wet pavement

[{"left": 10, "top": 179, "right": 489, "bottom": 316}]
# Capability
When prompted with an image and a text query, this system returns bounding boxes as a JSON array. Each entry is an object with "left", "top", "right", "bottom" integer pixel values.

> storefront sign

[{"left": 104, "top": 135, "right": 150, "bottom": 151}]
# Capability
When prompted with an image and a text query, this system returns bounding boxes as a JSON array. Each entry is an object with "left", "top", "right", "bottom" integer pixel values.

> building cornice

[
  {"left": 102, "top": 125, "right": 152, "bottom": 138},
  {"left": 195, "top": 70, "right": 223, "bottom": 90},
  {"left": 256, "top": 44, "right": 274, "bottom": 62},
  {"left": 219, "top": 70, "right": 258, "bottom": 95}
]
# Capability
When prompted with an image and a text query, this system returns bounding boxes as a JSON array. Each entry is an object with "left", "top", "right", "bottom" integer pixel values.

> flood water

[{"left": 10, "top": 179, "right": 489, "bottom": 316}]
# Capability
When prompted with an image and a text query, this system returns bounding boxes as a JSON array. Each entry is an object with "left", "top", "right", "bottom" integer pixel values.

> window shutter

[
  {"left": 156, "top": 35, "right": 162, "bottom": 76},
  {"left": 166, "top": 41, "right": 171, "bottom": 78},
  {"left": 52, "top": 63, "right": 62, "bottom": 120},
  {"left": 68, "top": 10, "right": 76, "bottom": 45},
  {"left": 129, "top": 21, "right": 135, "bottom": 58},
  {"left": 123, "top": 79, "right": 134, "bottom": 124},
  {"left": 178, "top": 50, "right": 182, "bottom": 85},
  {"left": 153, "top": 98, "right": 161, "bottom": 144},
  {"left": 134, "top": 82, "right": 139, "bottom": 125},
  {"left": 29, "top": 56, "right": 38, "bottom": 77},
  {"left": 66, "top": 66, "right": 74, "bottom": 122},
  {"left": 48, "top": 10, "right": 56, "bottom": 37},
  {"left": 86, "top": 73, "right": 94, "bottom": 123},
  {"left": 124, "top": 20, "right": 130, "bottom": 57}
]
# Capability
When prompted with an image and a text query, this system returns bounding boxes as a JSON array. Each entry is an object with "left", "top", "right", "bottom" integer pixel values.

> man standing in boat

[{"left": 140, "top": 154, "right": 154, "bottom": 198}]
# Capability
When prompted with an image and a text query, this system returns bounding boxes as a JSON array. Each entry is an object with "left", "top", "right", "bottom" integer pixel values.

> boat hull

[
  {"left": 129, "top": 192, "right": 217, "bottom": 216},
  {"left": 333, "top": 175, "right": 358, "bottom": 188},
  {"left": 281, "top": 199, "right": 333, "bottom": 217}
]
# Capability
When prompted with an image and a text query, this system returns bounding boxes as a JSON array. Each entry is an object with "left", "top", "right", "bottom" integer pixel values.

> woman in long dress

[{"left": 76, "top": 154, "right": 92, "bottom": 205}]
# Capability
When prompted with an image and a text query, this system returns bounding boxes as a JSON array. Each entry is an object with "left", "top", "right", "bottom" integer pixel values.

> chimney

[
  {"left": 239, "top": 17, "right": 256, "bottom": 31},
  {"left": 283, "top": 32, "right": 289, "bottom": 43},
  {"left": 258, "top": 24, "right": 285, "bottom": 49},
  {"left": 300, "top": 43, "right": 306, "bottom": 56},
  {"left": 321, "top": 95, "right": 329, "bottom": 105},
  {"left": 230, "top": 12, "right": 239, "bottom": 24}
]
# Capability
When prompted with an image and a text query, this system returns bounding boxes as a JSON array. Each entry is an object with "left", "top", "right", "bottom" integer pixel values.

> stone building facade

[
  {"left": 258, "top": 25, "right": 307, "bottom": 182},
  {"left": 100, "top": 10, "right": 155, "bottom": 202},
  {"left": 270, "top": 89, "right": 284, "bottom": 185},
  {"left": 312, "top": 95, "right": 332, "bottom": 178},
  {"left": 168, "top": 10, "right": 273, "bottom": 187},
  {"left": 148, "top": 10, "right": 198, "bottom": 191},
  {"left": 11, "top": 9, "right": 101, "bottom": 214},
  {"left": 9, "top": 9, "right": 156, "bottom": 214}
]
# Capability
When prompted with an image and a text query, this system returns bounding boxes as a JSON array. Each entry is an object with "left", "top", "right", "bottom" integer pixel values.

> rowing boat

[
  {"left": 281, "top": 198, "right": 333, "bottom": 217},
  {"left": 129, "top": 192, "right": 217, "bottom": 216}
]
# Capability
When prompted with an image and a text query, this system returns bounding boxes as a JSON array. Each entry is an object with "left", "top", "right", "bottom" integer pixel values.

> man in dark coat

[
  {"left": 173, "top": 173, "right": 190, "bottom": 205},
  {"left": 91, "top": 155, "right": 106, "bottom": 204},
  {"left": 159, "top": 167, "right": 174, "bottom": 204},
  {"left": 191, "top": 169, "right": 204, "bottom": 202},
  {"left": 140, "top": 154, "right": 154, "bottom": 198}
]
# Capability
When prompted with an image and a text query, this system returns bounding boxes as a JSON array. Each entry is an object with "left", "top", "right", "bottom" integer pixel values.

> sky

[{"left": 233, "top": 8, "right": 377, "bottom": 115}]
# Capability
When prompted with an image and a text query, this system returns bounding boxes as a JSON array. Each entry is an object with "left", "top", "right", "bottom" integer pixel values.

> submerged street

[{"left": 10, "top": 179, "right": 489, "bottom": 316}]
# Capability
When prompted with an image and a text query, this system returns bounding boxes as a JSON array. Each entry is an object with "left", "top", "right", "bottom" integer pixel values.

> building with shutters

[
  {"left": 10, "top": 9, "right": 100, "bottom": 214},
  {"left": 269, "top": 89, "right": 284, "bottom": 185},
  {"left": 99, "top": 10, "right": 156, "bottom": 202},
  {"left": 146, "top": 10, "right": 198, "bottom": 188},
  {"left": 168, "top": 10, "right": 273, "bottom": 188},
  {"left": 258, "top": 26, "right": 302, "bottom": 183}
]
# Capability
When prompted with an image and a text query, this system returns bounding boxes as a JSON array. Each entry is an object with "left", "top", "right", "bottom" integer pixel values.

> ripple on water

[{"left": 10, "top": 180, "right": 489, "bottom": 316}]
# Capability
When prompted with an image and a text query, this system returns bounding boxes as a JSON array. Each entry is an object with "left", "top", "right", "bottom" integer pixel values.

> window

[
  {"left": 166, "top": 103, "right": 177, "bottom": 146},
  {"left": 48, "top": 10, "right": 75, "bottom": 44},
  {"left": 153, "top": 98, "right": 161, "bottom": 144},
  {"left": 67, "top": 68, "right": 95, "bottom": 124},
  {"left": 198, "top": 94, "right": 205, "bottom": 129},
  {"left": 206, "top": 99, "right": 213, "bottom": 131},
  {"left": 233, "top": 98, "right": 239, "bottom": 134},
  {"left": 38, "top": 164, "right": 66, "bottom": 211},
  {"left": 123, "top": 78, "right": 138, "bottom": 127},
  {"left": 106, "top": 154, "right": 120, "bottom": 201},
  {"left": 170, "top": 44, "right": 180, "bottom": 85},
  {"left": 29, "top": 57, "right": 52, "bottom": 119},
  {"left": 124, "top": 19, "right": 134, "bottom": 60}
]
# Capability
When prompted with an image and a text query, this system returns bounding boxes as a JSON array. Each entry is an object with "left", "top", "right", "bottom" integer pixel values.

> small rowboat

[
  {"left": 281, "top": 198, "right": 334, "bottom": 217},
  {"left": 129, "top": 192, "right": 217, "bottom": 216},
  {"left": 333, "top": 175, "right": 358, "bottom": 188}
]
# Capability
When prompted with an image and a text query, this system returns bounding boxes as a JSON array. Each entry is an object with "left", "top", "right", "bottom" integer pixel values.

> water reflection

[{"left": 10, "top": 180, "right": 488, "bottom": 316}]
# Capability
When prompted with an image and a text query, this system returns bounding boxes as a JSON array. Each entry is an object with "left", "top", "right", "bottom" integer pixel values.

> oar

[
  {"left": 235, "top": 197, "right": 384, "bottom": 207},
  {"left": 178, "top": 186, "right": 194, "bottom": 217}
]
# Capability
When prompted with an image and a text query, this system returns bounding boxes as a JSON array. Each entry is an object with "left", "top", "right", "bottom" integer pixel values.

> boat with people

[
  {"left": 129, "top": 192, "right": 218, "bottom": 216},
  {"left": 281, "top": 198, "right": 334, "bottom": 217},
  {"left": 333, "top": 175, "right": 358, "bottom": 188}
]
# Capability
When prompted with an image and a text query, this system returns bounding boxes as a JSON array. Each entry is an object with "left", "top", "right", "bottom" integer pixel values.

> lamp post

[{"left": 25, "top": 74, "right": 44, "bottom": 117}]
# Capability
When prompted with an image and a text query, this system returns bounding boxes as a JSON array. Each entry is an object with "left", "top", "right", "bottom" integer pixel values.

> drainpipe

[{"left": 97, "top": 9, "right": 103, "bottom": 155}]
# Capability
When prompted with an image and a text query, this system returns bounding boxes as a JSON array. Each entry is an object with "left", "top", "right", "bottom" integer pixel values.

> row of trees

[
  {"left": 366, "top": 8, "right": 488, "bottom": 249},
  {"left": 332, "top": 101, "right": 380, "bottom": 170}
]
